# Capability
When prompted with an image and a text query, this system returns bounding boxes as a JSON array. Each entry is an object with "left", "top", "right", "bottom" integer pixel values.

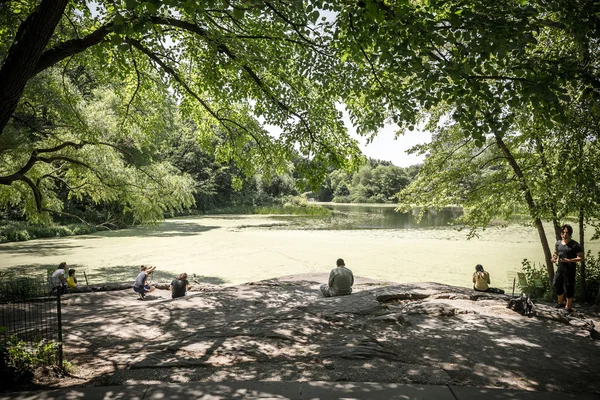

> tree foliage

[
  {"left": 0, "top": 0, "right": 364, "bottom": 223},
  {"left": 334, "top": 0, "right": 600, "bottom": 142},
  {"left": 315, "top": 160, "right": 411, "bottom": 203}
]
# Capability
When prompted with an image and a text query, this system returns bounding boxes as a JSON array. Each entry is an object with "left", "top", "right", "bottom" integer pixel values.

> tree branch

[
  {"left": 120, "top": 45, "right": 142, "bottom": 130},
  {"left": 127, "top": 38, "right": 269, "bottom": 157},
  {"left": 32, "top": 22, "right": 114, "bottom": 76}
]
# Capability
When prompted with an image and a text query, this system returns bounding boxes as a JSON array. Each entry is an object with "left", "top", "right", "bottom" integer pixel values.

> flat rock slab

[{"left": 16, "top": 277, "right": 600, "bottom": 394}]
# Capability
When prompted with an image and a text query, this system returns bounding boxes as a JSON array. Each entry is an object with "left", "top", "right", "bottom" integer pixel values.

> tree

[
  {"left": 335, "top": 0, "right": 600, "bottom": 280},
  {"left": 0, "top": 0, "right": 363, "bottom": 222},
  {"left": 0, "top": 65, "right": 196, "bottom": 224},
  {"left": 334, "top": 0, "right": 600, "bottom": 141}
]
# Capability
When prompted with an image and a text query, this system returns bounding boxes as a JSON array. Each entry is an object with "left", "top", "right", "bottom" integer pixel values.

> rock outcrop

[{"left": 52, "top": 277, "right": 600, "bottom": 393}]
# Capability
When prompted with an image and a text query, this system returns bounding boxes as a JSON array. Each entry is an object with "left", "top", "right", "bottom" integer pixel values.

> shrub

[
  {"left": 519, "top": 259, "right": 552, "bottom": 300},
  {"left": 5, "top": 336, "right": 58, "bottom": 372},
  {"left": 521, "top": 253, "right": 600, "bottom": 304},
  {"left": 0, "top": 334, "right": 66, "bottom": 390},
  {"left": 578, "top": 251, "right": 600, "bottom": 304},
  {"left": 0, "top": 222, "right": 96, "bottom": 244}
]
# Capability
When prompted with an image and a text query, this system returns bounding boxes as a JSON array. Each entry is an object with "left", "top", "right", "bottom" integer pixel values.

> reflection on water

[{"left": 319, "top": 204, "right": 464, "bottom": 230}]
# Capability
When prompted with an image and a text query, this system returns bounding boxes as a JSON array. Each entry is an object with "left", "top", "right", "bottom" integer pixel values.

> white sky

[
  {"left": 265, "top": 117, "right": 432, "bottom": 168},
  {"left": 351, "top": 124, "right": 431, "bottom": 168}
]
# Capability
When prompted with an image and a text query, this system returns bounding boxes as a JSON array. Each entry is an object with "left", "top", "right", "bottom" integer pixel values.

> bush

[
  {"left": 519, "top": 259, "right": 552, "bottom": 300},
  {"left": 5, "top": 336, "right": 58, "bottom": 372},
  {"left": 578, "top": 251, "right": 600, "bottom": 304},
  {"left": 521, "top": 253, "right": 600, "bottom": 304},
  {"left": 0, "top": 222, "right": 96, "bottom": 244},
  {"left": 0, "top": 334, "right": 65, "bottom": 390}
]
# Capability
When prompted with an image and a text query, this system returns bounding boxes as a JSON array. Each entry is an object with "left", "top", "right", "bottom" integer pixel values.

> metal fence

[{"left": 0, "top": 277, "right": 63, "bottom": 368}]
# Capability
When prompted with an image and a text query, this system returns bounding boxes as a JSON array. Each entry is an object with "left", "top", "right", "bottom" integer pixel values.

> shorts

[
  {"left": 133, "top": 285, "right": 151, "bottom": 294},
  {"left": 320, "top": 284, "right": 351, "bottom": 297},
  {"left": 553, "top": 265, "right": 576, "bottom": 298}
]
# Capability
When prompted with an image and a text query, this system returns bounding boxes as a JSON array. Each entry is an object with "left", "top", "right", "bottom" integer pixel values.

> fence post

[{"left": 56, "top": 289, "right": 63, "bottom": 370}]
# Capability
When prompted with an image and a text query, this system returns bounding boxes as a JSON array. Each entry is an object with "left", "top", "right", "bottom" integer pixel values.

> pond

[
  {"left": 319, "top": 203, "right": 463, "bottom": 229},
  {"left": 0, "top": 205, "right": 598, "bottom": 292}
]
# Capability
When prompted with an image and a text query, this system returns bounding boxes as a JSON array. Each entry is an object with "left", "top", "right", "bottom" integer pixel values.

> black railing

[{"left": 0, "top": 278, "right": 62, "bottom": 368}]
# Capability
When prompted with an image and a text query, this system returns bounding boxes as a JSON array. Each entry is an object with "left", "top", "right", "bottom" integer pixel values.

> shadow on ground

[
  {"left": 28, "top": 280, "right": 598, "bottom": 395},
  {"left": 88, "top": 222, "right": 220, "bottom": 239}
]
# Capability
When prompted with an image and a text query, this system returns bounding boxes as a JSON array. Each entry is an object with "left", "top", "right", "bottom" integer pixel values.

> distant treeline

[
  {"left": 311, "top": 159, "right": 419, "bottom": 203},
  {"left": 1, "top": 124, "right": 419, "bottom": 234}
]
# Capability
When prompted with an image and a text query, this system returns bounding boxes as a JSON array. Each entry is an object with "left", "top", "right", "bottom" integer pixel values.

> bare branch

[
  {"left": 37, "top": 141, "right": 86, "bottom": 154},
  {"left": 37, "top": 155, "right": 92, "bottom": 170},
  {"left": 11, "top": 114, "right": 54, "bottom": 137},
  {"left": 119, "top": 45, "right": 142, "bottom": 130}
]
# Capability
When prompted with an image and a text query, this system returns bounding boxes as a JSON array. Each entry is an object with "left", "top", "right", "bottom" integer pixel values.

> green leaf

[{"left": 233, "top": 7, "right": 245, "bottom": 20}]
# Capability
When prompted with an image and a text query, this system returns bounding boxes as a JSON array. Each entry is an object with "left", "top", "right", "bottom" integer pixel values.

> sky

[
  {"left": 265, "top": 116, "right": 432, "bottom": 168},
  {"left": 351, "top": 123, "right": 432, "bottom": 168}
]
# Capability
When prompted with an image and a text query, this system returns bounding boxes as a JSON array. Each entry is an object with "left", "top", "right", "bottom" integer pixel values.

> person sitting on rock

[
  {"left": 66, "top": 268, "right": 78, "bottom": 289},
  {"left": 50, "top": 262, "right": 68, "bottom": 295},
  {"left": 170, "top": 273, "right": 190, "bottom": 299},
  {"left": 320, "top": 258, "right": 354, "bottom": 297},
  {"left": 472, "top": 264, "right": 504, "bottom": 294},
  {"left": 133, "top": 265, "right": 156, "bottom": 299}
]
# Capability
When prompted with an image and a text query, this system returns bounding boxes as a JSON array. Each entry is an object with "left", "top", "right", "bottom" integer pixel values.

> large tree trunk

[
  {"left": 0, "top": 0, "right": 68, "bottom": 135},
  {"left": 579, "top": 209, "right": 587, "bottom": 301},
  {"left": 552, "top": 220, "right": 561, "bottom": 241},
  {"left": 494, "top": 133, "right": 554, "bottom": 282}
]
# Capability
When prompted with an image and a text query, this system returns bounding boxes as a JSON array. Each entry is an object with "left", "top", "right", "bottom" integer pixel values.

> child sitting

[{"left": 67, "top": 269, "right": 78, "bottom": 288}]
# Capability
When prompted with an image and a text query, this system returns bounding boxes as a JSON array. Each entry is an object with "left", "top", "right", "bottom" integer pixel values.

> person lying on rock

[
  {"left": 320, "top": 258, "right": 354, "bottom": 297},
  {"left": 472, "top": 264, "right": 504, "bottom": 294},
  {"left": 170, "top": 273, "right": 190, "bottom": 299},
  {"left": 133, "top": 265, "right": 156, "bottom": 299}
]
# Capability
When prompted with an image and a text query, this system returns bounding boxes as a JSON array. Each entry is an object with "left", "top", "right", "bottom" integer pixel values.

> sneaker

[
  {"left": 554, "top": 303, "right": 566, "bottom": 309},
  {"left": 565, "top": 308, "right": 573, "bottom": 313},
  {"left": 138, "top": 292, "right": 146, "bottom": 300}
]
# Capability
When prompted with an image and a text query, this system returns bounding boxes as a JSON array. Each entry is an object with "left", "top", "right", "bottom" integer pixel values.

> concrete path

[{"left": 1, "top": 381, "right": 599, "bottom": 400}]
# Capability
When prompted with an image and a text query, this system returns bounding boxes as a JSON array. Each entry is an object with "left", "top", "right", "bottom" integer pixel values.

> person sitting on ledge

[
  {"left": 133, "top": 265, "right": 156, "bottom": 299},
  {"left": 66, "top": 268, "right": 78, "bottom": 289},
  {"left": 170, "top": 273, "right": 190, "bottom": 299},
  {"left": 50, "top": 262, "right": 68, "bottom": 295},
  {"left": 472, "top": 264, "right": 504, "bottom": 294},
  {"left": 320, "top": 258, "right": 354, "bottom": 297}
]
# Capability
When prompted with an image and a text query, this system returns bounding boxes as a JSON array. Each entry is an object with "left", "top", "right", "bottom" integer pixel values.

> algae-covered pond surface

[{"left": 1, "top": 211, "right": 599, "bottom": 290}]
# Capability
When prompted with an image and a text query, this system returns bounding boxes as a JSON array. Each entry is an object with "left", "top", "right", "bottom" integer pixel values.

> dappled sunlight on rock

[
  {"left": 34, "top": 278, "right": 597, "bottom": 393},
  {"left": 493, "top": 336, "right": 543, "bottom": 348}
]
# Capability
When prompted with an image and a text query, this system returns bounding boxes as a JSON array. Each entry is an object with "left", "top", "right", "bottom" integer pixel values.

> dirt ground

[{"left": 32, "top": 275, "right": 600, "bottom": 395}]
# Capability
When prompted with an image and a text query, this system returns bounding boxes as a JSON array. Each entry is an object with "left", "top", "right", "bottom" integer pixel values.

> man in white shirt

[
  {"left": 50, "top": 262, "right": 68, "bottom": 294},
  {"left": 320, "top": 258, "right": 354, "bottom": 297}
]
